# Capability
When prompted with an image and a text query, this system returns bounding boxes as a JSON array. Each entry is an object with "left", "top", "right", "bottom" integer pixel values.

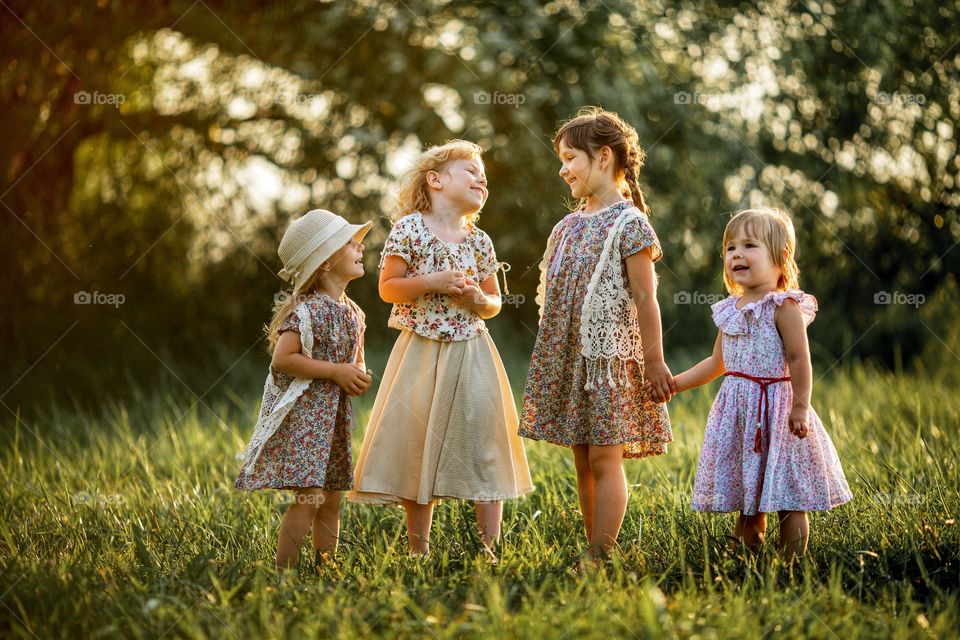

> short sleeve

[
  {"left": 773, "top": 289, "right": 818, "bottom": 327},
  {"left": 278, "top": 310, "right": 300, "bottom": 334},
  {"left": 620, "top": 213, "right": 663, "bottom": 262},
  {"left": 473, "top": 228, "right": 499, "bottom": 281},
  {"left": 379, "top": 216, "right": 416, "bottom": 269}
]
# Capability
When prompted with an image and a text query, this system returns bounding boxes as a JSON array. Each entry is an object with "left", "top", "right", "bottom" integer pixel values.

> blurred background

[{"left": 2, "top": 0, "right": 958, "bottom": 418}]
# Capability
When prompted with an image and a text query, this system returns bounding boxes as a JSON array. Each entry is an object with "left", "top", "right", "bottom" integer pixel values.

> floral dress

[
  {"left": 692, "top": 290, "right": 852, "bottom": 514},
  {"left": 234, "top": 293, "right": 364, "bottom": 491},
  {"left": 520, "top": 201, "right": 672, "bottom": 458},
  {"left": 380, "top": 212, "right": 499, "bottom": 342}
]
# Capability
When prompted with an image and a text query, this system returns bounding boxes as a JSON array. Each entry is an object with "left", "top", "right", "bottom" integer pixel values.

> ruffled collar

[{"left": 711, "top": 289, "right": 815, "bottom": 335}]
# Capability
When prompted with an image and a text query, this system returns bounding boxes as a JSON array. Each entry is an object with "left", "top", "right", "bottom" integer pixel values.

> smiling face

[
  {"left": 557, "top": 139, "right": 618, "bottom": 203},
  {"left": 431, "top": 157, "right": 488, "bottom": 212},
  {"left": 724, "top": 232, "right": 781, "bottom": 293},
  {"left": 325, "top": 238, "right": 366, "bottom": 282}
]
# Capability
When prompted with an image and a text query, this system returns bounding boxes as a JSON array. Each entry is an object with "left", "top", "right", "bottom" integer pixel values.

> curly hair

[{"left": 396, "top": 139, "right": 484, "bottom": 223}]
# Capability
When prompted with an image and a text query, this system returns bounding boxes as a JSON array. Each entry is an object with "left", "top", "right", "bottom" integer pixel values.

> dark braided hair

[{"left": 552, "top": 106, "right": 650, "bottom": 214}]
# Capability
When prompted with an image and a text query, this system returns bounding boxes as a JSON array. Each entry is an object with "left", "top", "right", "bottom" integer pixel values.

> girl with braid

[{"left": 520, "top": 107, "right": 675, "bottom": 562}]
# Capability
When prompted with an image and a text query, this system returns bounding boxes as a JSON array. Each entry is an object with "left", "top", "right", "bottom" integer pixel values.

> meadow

[{"left": 1, "top": 358, "right": 957, "bottom": 639}]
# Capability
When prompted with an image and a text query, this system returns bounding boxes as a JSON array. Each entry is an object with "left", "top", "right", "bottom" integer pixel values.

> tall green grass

[{"left": 1, "top": 361, "right": 957, "bottom": 638}]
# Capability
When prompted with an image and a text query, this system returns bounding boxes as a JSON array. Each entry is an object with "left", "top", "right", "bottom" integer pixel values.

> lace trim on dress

[
  {"left": 537, "top": 205, "right": 649, "bottom": 390},
  {"left": 236, "top": 301, "right": 316, "bottom": 473}
]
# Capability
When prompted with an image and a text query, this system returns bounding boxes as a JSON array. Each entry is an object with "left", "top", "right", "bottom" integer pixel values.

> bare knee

[
  {"left": 587, "top": 445, "right": 624, "bottom": 479},
  {"left": 573, "top": 445, "right": 590, "bottom": 469}
]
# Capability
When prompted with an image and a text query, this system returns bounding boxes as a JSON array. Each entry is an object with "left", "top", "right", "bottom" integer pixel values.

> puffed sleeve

[
  {"left": 620, "top": 212, "right": 663, "bottom": 262},
  {"left": 379, "top": 216, "right": 416, "bottom": 269},
  {"left": 473, "top": 228, "right": 499, "bottom": 281},
  {"left": 773, "top": 289, "right": 818, "bottom": 327},
  {"left": 278, "top": 310, "right": 300, "bottom": 334}
]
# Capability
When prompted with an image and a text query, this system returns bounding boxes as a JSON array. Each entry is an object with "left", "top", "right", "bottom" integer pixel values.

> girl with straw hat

[{"left": 235, "top": 209, "right": 374, "bottom": 569}]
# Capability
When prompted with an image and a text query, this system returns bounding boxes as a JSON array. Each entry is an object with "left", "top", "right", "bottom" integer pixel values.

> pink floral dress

[
  {"left": 380, "top": 212, "right": 499, "bottom": 342},
  {"left": 234, "top": 293, "right": 364, "bottom": 491},
  {"left": 693, "top": 289, "right": 852, "bottom": 515},
  {"left": 520, "top": 201, "right": 672, "bottom": 458}
]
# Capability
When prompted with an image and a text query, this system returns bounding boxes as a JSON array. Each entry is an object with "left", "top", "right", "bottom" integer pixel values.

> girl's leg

[
  {"left": 474, "top": 501, "right": 502, "bottom": 548},
  {"left": 276, "top": 487, "right": 324, "bottom": 569},
  {"left": 400, "top": 498, "right": 434, "bottom": 555},
  {"left": 474, "top": 500, "right": 502, "bottom": 562},
  {"left": 586, "top": 444, "right": 627, "bottom": 557},
  {"left": 777, "top": 511, "right": 809, "bottom": 562},
  {"left": 733, "top": 512, "right": 767, "bottom": 552},
  {"left": 572, "top": 444, "right": 596, "bottom": 542},
  {"left": 311, "top": 489, "right": 341, "bottom": 560}
]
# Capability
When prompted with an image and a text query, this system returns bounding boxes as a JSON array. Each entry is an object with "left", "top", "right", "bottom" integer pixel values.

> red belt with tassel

[{"left": 724, "top": 371, "right": 791, "bottom": 453}]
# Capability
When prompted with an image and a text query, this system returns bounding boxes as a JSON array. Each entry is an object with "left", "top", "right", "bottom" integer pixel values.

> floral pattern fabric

[
  {"left": 380, "top": 212, "right": 499, "bottom": 342},
  {"left": 520, "top": 201, "right": 672, "bottom": 458},
  {"left": 234, "top": 293, "right": 364, "bottom": 491},
  {"left": 692, "top": 289, "right": 852, "bottom": 515}
]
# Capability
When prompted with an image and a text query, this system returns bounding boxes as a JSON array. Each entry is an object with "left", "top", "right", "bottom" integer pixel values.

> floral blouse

[{"left": 379, "top": 212, "right": 500, "bottom": 342}]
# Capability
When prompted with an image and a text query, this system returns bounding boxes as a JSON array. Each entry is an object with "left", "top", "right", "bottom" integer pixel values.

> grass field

[{"left": 1, "top": 359, "right": 958, "bottom": 639}]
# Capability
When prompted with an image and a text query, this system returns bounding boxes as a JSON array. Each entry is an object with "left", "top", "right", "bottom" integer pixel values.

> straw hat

[{"left": 277, "top": 209, "right": 373, "bottom": 292}]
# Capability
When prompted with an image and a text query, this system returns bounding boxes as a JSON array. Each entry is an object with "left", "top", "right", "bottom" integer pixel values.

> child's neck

[
  {"left": 581, "top": 182, "right": 625, "bottom": 214},
  {"left": 739, "top": 281, "right": 778, "bottom": 304},
  {"left": 315, "top": 274, "right": 349, "bottom": 301},
  {"left": 422, "top": 201, "right": 475, "bottom": 240}
]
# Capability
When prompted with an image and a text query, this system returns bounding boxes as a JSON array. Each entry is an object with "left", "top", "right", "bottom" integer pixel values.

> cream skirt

[{"left": 348, "top": 330, "right": 534, "bottom": 505}]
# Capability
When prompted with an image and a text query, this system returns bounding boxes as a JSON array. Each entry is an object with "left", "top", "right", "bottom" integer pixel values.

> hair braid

[{"left": 622, "top": 138, "right": 648, "bottom": 214}]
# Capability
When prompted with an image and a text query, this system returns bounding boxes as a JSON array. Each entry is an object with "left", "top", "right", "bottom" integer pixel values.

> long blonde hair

[
  {"left": 264, "top": 265, "right": 328, "bottom": 354},
  {"left": 722, "top": 208, "right": 800, "bottom": 296},
  {"left": 396, "top": 139, "right": 484, "bottom": 223},
  {"left": 553, "top": 106, "right": 650, "bottom": 214}
]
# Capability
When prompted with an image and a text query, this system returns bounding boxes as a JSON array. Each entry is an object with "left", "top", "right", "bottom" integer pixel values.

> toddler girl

[{"left": 672, "top": 207, "right": 851, "bottom": 560}]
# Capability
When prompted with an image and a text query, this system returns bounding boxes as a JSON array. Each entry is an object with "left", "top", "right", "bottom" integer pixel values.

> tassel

[
  {"left": 498, "top": 261, "right": 511, "bottom": 296},
  {"left": 753, "top": 425, "right": 762, "bottom": 453}
]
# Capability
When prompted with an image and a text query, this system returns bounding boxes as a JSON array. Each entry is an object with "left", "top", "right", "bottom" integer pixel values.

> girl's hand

[
  {"left": 645, "top": 360, "right": 677, "bottom": 403},
  {"left": 333, "top": 363, "right": 373, "bottom": 396},
  {"left": 428, "top": 270, "right": 467, "bottom": 295},
  {"left": 450, "top": 278, "right": 484, "bottom": 308},
  {"left": 788, "top": 405, "right": 809, "bottom": 439}
]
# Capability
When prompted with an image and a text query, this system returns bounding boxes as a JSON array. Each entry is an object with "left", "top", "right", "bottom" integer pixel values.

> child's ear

[
  {"left": 425, "top": 170, "right": 443, "bottom": 190},
  {"left": 598, "top": 145, "right": 614, "bottom": 171}
]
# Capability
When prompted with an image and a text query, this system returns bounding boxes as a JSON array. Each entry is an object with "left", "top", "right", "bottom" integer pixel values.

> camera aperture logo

[
  {"left": 74, "top": 91, "right": 126, "bottom": 109},
  {"left": 75, "top": 290, "right": 125, "bottom": 308},
  {"left": 874, "top": 290, "right": 924, "bottom": 308},
  {"left": 474, "top": 91, "right": 526, "bottom": 108},
  {"left": 674, "top": 291, "right": 725, "bottom": 305}
]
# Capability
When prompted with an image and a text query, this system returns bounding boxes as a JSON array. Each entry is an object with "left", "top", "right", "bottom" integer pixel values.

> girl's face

[
  {"left": 557, "top": 139, "right": 616, "bottom": 202},
  {"left": 432, "top": 158, "right": 488, "bottom": 212},
  {"left": 725, "top": 232, "right": 781, "bottom": 292},
  {"left": 326, "top": 238, "right": 366, "bottom": 281}
]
